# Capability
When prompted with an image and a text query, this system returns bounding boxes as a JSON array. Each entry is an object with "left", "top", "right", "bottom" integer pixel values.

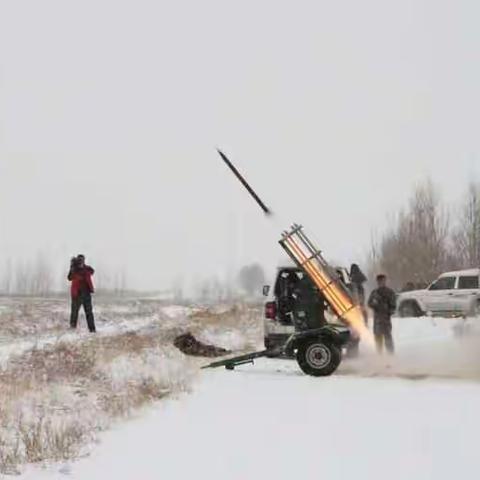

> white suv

[{"left": 397, "top": 269, "right": 480, "bottom": 318}]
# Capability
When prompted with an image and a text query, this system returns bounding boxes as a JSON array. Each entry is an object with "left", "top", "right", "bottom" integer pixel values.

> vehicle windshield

[{"left": 428, "top": 276, "right": 456, "bottom": 291}]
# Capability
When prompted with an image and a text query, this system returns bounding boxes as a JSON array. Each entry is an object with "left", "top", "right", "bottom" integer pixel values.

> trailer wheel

[{"left": 296, "top": 339, "right": 341, "bottom": 377}]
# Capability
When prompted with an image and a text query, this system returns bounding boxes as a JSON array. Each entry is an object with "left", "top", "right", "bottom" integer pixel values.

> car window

[
  {"left": 429, "top": 276, "right": 456, "bottom": 291},
  {"left": 274, "top": 270, "right": 303, "bottom": 296},
  {"left": 458, "top": 276, "right": 479, "bottom": 289}
]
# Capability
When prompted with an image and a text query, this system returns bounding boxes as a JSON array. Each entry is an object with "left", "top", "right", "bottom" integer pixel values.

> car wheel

[
  {"left": 296, "top": 339, "right": 341, "bottom": 377},
  {"left": 399, "top": 300, "right": 423, "bottom": 318}
]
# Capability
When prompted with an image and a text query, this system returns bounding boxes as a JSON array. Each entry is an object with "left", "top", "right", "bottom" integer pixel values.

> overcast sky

[{"left": 0, "top": 0, "right": 479, "bottom": 291}]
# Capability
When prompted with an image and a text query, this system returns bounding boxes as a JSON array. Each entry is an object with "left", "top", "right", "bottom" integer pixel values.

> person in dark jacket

[
  {"left": 350, "top": 263, "right": 368, "bottom": 325},
  {"left": 368, "top": 274, "right": 396, "bottom": 354},
  {"left": 292, "top": 274, "right": 327, "bottom": 331},
  {"left": 275, "top": 270, "right": 300, "bottom": 325},
  {"left": 68, "top": 254, "right": 96, "bottom": 332}
]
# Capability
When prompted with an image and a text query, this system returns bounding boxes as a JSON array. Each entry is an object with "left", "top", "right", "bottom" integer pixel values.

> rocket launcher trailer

[
  {"left": 203, "top": 224, "right": 362, "bottom": 377},
  {"left": 203, "top": 150, "right": 370, "bottom": 376}
]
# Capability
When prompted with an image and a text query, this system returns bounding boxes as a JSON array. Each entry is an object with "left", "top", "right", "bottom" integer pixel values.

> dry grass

[
  {"left": 18, "top": 415, "right": 87, "bottom": 463},
  {"left": 0, "top": 302, "right": 260, "bottom": 475},
  {"left": 0, "top": 297, "right": 168, "bottom": 338},
  {"left": 189, "top": 304, "right": 253, "bottom": 326},
  {"left": 0, "top": 328, "right": 194, "bottom": 474},
  {"left": 187, "top": 304, "right": 262, "bottom": 351}
]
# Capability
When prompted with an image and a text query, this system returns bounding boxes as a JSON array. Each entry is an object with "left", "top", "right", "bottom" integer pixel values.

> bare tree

[
  {"left": 172, "top": 276, "right": 184, "bottom": 303},
  {"left": 31, "top": 253, "right": 53, "bottom": 296},
  {"left": 452, "top": 182, "right": 480, "bottom": 268},
  {"left": 113, "top": 269, "right": 128, "bottom": 296},
  {"left": 94, "top": 264, "right": 111, "bottom": 294},
  {"left": 238, "top": 263, "right": 266, "bottom": 297},
  {"left": 1, "top": 258, "right": 13, "bottom": 295},
  {"left": 370, "top": 180, "right": 451, "bottom": 289},
  {"left": 197, "top": 279, "right": 212, "bottom": 302},
  {"left": 15, "top": 260, "right": 30, "bottom": 295}
]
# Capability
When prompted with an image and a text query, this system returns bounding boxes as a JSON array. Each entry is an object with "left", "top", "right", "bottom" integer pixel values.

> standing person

[
  {"left": 68, "top": 254, "right": 96, "bottom": 333},
  {"left": 293, "top": 274, "right": 327, "bottom": 330},
  {"left": 368, "top": 274, "right": 396, "bottom": 354},
  {"left": 350, "top": 263, "right": 368, "bottom": 324}
]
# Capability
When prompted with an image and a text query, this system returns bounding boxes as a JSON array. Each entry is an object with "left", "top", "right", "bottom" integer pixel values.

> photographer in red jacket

[{"left": 68, "top": 254, "right": 96, "bottom": 333}]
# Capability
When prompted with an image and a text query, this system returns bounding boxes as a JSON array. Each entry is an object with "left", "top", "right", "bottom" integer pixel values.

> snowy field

[
  {"left": 11, "top": 305, "right": 480, "bottom": 480},
  {"left": 24, "top": 368, "right": 480, "bottom": 480},
  {"left": 0, "top": 297, "right": 260, "bottom": 475}
]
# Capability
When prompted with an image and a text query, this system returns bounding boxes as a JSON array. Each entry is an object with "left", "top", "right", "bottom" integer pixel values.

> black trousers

[
  {"left": 70, "top": 293, "right": 96, "bottom": 332},
  {"left": 373, "top": 318, "right": 394, "bottom": 354}
]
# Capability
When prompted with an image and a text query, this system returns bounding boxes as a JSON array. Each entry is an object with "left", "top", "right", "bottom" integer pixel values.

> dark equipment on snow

[
  {"left": 202, "top": 324, "right": 350, "bottom": 377},
  {"left": 174, "top": 333, "right": 231, "bottom": 358}
]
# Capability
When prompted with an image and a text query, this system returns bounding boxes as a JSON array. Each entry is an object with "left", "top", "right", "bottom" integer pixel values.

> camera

[{"left": 70, "top": 256, "right": 82, "bottom": 271}]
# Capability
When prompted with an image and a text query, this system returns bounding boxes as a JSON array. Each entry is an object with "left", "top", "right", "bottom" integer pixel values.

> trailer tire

[{"left": 296, "top": 339, "right": 341, "bottom": 377}]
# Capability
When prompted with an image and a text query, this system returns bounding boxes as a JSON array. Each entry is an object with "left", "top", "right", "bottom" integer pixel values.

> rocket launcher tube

[
  {"left": 281, "top": 235, "right": 351, "bottom": 315},
  {"left": 214, "top": 149, "right": 372, "bottom": 343},
  {"left": 280, "top": 225, "right": 373, "bottom": 344},
  {"left": 283, "top": 230, "right": 353, "bottom": 313}
]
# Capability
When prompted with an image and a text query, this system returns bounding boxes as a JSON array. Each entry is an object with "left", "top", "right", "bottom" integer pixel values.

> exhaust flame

[
  {"left": 281, "top": 230, "right": 375, "bottom": 347},
  {"left": 342, "top": 306, "right": 375, "bottom": 347}
]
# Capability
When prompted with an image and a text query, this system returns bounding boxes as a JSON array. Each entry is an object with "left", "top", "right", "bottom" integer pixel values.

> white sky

[{"left": 0, "top": 0, "right": 479, "bottom": 291}]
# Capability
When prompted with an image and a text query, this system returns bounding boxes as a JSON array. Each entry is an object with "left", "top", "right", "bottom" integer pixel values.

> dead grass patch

[
  {"left": 0, "top": 301, "right": 258, "bottom": 474},
  {"left": 0, "top": 327, "right": 193, "bottom": 474}
]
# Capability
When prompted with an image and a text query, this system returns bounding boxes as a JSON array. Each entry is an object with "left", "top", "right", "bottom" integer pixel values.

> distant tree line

[
  {"left": 5, "top": 180, "right": 477, "bottom": 298},
  {"left": 188, "top": 263, "right": 267, "bottom": 303},
  {"left": 0, "top": 255, "right": 128, "bottom": 297},
  {"left": 237, "top": 263, "right": 266, "bottom": 297},
  {"left": 0, "top": 255, "right": 53, "bottom": 296},
  {"left": 0, "top": 252, "right": 268, "bottom": 301},
  {"left": 369, "top": 180, "right": 480, "bottom": 290}
]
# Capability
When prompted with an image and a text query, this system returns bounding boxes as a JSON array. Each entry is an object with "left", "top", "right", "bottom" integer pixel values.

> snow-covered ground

[
  {"left": 18, "top": 313, "right": 480, "bottom": 480},
  {"left": 0, "top": 298, "right": 262, "bottom": 475},
  {"left": 25, "top": 370, "right": 480, "bottom": 480},
  {"left": 0, "top": 299, "right": 257, "bottom": 367},
  {"left": 0, "top": 298, "right": 194, "bottom": 367}
]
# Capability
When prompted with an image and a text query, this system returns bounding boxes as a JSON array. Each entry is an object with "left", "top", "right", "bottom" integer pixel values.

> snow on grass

[
  {"left": 0, "top": 317, "right": 197, "bottom": 474},
  {"left": 0, "top": 299, "right": 258, "bottom": 474},
  {"left": 160, "top": 305, "right": 196, "bottom": 319},
  {"left": 189, "top": 304, "right": 262, "bottom": 352},
  {"left": 98, "top": 347, "right": 194, "bottom": 403},
  {"left": 197, "top": 327, "right": 251, "bottom": 351},
  {"left": 6, "top": 300, "right": 480, "bottom": 478},
  {"left": 0, "top": 299, "right": 180, "bottom": 368}
]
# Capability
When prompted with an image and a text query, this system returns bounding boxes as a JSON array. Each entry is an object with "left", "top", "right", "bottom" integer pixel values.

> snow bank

[
  {"left": 8, "top": 302, "right": 480, "bottom": 478},
  {"left": 21, "top": 366, "right": 480, "bottom": 480},
  {"left": 340, "top": 316, "right": 480, "bottom": 381},
  {"left": 99, "top": 347, "right": 194, "bottom": 396},
  {"left": 160, "top": 305, "right": 195, "bottom": 319}
]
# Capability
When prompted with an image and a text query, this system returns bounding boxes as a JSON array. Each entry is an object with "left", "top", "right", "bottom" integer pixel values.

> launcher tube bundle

[{"left": 279, "top": 224, "right": 370, "bottom": 341}]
